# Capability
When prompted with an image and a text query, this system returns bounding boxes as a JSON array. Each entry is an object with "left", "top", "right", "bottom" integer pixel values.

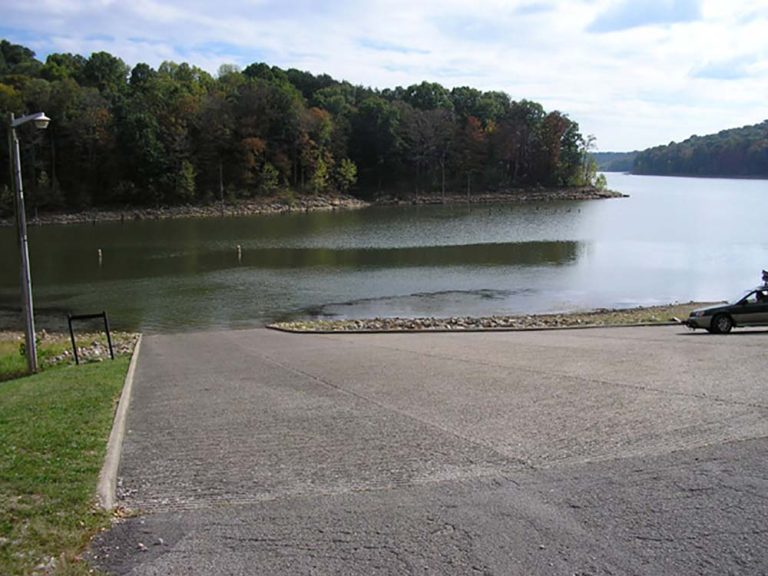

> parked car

[{"left": 686, "top": 286, "right": 768, "bottom": 333}]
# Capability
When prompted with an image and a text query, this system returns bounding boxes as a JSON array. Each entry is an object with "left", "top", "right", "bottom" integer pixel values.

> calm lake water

[{"left": 1, "top": 173, "right": 767, "bottom": 333}]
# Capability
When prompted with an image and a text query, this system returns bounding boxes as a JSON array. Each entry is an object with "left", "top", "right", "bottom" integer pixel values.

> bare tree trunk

[
  {"left": 218, "top": 159, "right": 224, "bottom": 216},
  {"left": 466, "top": 173, "right": 471, "bottom": 204},
  {"left": 440, "top": 157, "right": 445, "bottom": 202},
  {"left": 50, "top": 129, "right": 57, "bottom": 202}
]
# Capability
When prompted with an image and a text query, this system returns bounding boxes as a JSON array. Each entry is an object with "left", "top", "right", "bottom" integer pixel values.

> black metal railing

[{"left": 67, "top": 311, "right": 114, "bottom": 365}]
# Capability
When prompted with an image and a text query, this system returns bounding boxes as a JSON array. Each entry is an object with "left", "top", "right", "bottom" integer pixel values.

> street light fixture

[{"left": 8, "top": 111, "right": 51, "bottom": 373}]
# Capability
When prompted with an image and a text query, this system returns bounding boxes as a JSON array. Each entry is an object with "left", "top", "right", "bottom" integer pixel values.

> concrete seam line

[{"left": 97, "top": 334, "right": 143, "bottom": 510}]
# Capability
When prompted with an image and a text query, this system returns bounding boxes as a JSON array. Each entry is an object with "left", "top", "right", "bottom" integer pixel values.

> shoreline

[
  {"left": 269, "top": 302, "right": 711, "bottom": 333},
  {"left": 377, "top": 186, "right": 625, "bottom": 206},
  {"left": 0, "top": 186, "right": 625, "bottom": 227},
  {"left": 0, "top": 303, "right": 709, "bottom": 342},
  {"left": 0, "top": 194, "right": 368, "bottom": 227}
]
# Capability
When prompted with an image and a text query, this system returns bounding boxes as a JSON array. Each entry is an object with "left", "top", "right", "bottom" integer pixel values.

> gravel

[{"left": 270, "top": 302, "right": 714, "bottom": 333}]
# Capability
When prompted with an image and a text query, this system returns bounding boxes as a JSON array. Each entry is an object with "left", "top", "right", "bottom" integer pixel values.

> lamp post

[{"left": 8, "top": 111, "right": 51, "bottom": 373}]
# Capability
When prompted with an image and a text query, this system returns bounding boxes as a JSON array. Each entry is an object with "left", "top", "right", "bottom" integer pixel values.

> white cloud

[{"left": 2, "top": 0, "right": 766, "bottom": 151}]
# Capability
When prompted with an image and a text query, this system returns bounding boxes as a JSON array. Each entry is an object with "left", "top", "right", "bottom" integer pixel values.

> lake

[{"left": 1, "top": 173, "right": 766, "bottom": 333}]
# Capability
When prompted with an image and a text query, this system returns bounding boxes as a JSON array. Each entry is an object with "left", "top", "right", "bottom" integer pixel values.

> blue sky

[{"left": 2, "top": 0, "right": 767, "bottom": 151}]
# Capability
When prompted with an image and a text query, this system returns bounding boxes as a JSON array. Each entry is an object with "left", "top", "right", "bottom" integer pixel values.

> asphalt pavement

[{"left": 89, "top": 325, "right": 768, "bottom": 575}]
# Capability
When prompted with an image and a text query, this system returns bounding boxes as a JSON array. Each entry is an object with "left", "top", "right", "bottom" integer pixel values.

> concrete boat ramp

[{"left": 90, "top": 326, "right": 768, "bottom": 575}]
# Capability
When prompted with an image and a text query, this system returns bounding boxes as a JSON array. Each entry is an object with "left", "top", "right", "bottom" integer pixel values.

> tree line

[
  {"left": 591, "top": 151, "right": 637, "bottom": 172},
  {"left": 633, "top": 120, "right": 768, "bottom": 177},
  {"left": 1, "top": 39, "right": 597, "bottom": 215}
]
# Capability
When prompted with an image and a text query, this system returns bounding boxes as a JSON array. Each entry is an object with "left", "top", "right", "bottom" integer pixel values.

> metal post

[
  {"left": 67, "top": 314, "right": 80, "bottom": 366},
  {"left": 103, "top": 311, "right": 115, "bottom": 360},
  {"left": 9, "top": 113, "right": 38, "bottom": 373}
]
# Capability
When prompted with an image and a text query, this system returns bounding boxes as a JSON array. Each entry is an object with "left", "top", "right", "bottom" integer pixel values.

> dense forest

[
  {"left": 591, "top": 151, "right": 637, "bottom": 172},
  {"left": 0, "top": 39, "right": 598, "bottom": 216},
  {"left": 633, "top": 121, "right": 768, "bottom": 177}
]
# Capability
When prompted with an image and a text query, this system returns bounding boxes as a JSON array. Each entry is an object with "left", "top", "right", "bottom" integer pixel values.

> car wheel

[{"left": 712, "top": 314, "right": 733, "bottom": 334}]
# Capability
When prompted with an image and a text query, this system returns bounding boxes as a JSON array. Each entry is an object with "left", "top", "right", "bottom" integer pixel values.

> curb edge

[{"left": 97, "top": 334, "right": 143, "bottom": 510}]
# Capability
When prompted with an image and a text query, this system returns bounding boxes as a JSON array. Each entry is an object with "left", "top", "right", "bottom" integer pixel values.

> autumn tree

[{"left": 455, "top": 116, "right": 487, "bottom": 197}]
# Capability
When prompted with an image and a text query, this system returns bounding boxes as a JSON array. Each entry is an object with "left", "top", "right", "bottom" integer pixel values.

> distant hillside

[
  {"left": 633, "top": 120, "right": 768, "bottom": 177},
  {"left": 591, "top": 152, "right": 637, "bottom": 172}
]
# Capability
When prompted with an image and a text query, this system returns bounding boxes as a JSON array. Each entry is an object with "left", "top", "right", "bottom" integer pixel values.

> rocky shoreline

[
  {"left": 270, "top": 302, "right": 710, "bottom": 333},
  {"left": 377, "top": 186, "right": 626, "bottom": 206},
  {"left": 0, "top": 186, "right": 625, "bottom": 226},
  {"left": 0, "top": 194, "right": 368, "bottom": 227}
]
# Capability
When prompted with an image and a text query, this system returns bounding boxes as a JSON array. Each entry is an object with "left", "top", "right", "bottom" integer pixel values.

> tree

[
  {"left": 350, "top": 96, "right": 402, "bottom": 191},
  {"left": 193, "top": 89, "right": 234, "bottom": 201},
  {"left": 41, "top": 53, "right": 86, "bottom": 82},
  {"left": 402, "top": 81, "right": 453, "bottom": 111},
  {"left": 555, "top": 114, "right": 585, "bottom": 186},
  {"left": 335, "top": 158, "right": 357, "bottom": 192},
  {"left": 239, "top": 136, "right": 267, "bottom": 192},
  {"left": 399, "top": 102, "right": 435, "bottom": 192},
  {"left": 580, "top": 134, "right": 599, "bottom": 186},
  {"left": 0, "top": 82, "right": 22, "bottom": 112},
  {"left": 0, "top": 40, "right": 41, "bottom": 77},
  {"left": 450, "top": 86, "right": 483, "bottom": 119},
  {"left": 80, "top": 51, "right": 129, "bottom": 100},
  {"left": 243, "top": 62, "right": 288, "bottom": 85},
  {"left": 310, "top": 155, "right": 330, "bottom": 193},
  {"left": 259, "top": 162, "right": 280, "bottom": 194},
  {"left": 116, "top": 99, "right": 165, "bottom": 204},
  {"left": 398, "top": 104, "right": 455, "bottom": 195},
  {"left": 497, "top": 99, "right": 546, "bottom": 184},
  {"left": 129, "top": 63, "right": 156, "bottom": 88},
  {"left": 455, "top": 116, "right": 487, "bottom": 197},
  {"left": 175, "top": 159, "right": 196, "bottom": 202},
  {"left": 431, "top": 109, "right": 455, "bottom": 199},
  {"left": 49, "top": 86, "right": 117, "bottom": 207},
  {"left": 285, "top": 68, "right": 335, "bottom": 100}
]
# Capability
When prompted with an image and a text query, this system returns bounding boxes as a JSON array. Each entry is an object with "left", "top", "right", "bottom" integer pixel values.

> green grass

[
  {"left": 0, "top": 339, "right": 25, "bottom": 380},
  {"left": 0, "top": 337, "right": 72, "bottom": 382},
  {"left": 0, "top": 357, "right": 129, "bottom": 575}
]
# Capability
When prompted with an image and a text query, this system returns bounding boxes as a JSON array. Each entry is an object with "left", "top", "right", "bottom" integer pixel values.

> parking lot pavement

[{"left": 89, "top": 326, "right": 768, "bottom": 575}]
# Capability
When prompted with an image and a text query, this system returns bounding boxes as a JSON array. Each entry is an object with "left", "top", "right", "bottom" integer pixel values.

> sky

[{"left": 2, "top": 0, "right": 767, "bottom": 151}]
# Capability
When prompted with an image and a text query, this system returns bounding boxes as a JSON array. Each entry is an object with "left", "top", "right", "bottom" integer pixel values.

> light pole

[{"left": 8, "top": 111, "right": 51, "bottom": 373}]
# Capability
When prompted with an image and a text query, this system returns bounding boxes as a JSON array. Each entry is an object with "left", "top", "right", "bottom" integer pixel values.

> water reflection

[
  {"left": 16, "top": 241, "right": 578, "bottom": 286},
  {"left": 306, "top": 288, "right": 535, "bottom": 320}
]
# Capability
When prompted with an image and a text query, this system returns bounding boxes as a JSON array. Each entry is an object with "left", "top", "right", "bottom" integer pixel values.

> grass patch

[
  {"left": 0, "top": 357, "right": 130, "bottom": 575},
  {"left": 0, "top": 336, "right": 72, "bottom": 382},
  {"left": 0, "top": 331, "right": 137, "bottom": 383}
]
